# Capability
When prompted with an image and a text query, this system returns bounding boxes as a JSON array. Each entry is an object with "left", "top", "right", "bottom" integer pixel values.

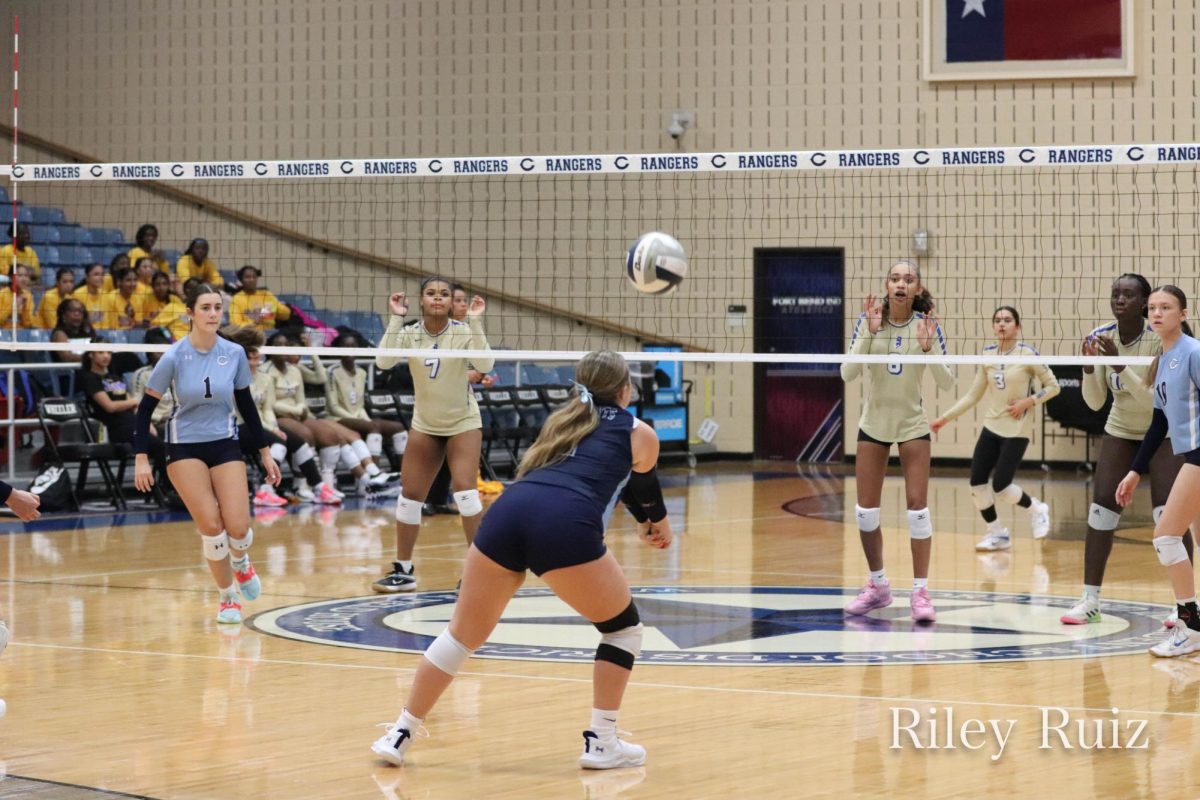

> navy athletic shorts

[
  {"left": 473, "top": 481, "right": 608, "bottom": 576},
  {"left": 166, "top": 438, "right": 244, "bottom": 469}
]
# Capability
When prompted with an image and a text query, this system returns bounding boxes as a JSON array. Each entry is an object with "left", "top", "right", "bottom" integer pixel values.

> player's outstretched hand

[
  {"left": 388, "top": 292, "right": 409, "bottom": 317},
  {"left": 5, "top": 489, "right": 39, "bottom": 522},
  {"left": 863, "top": 294, "right": 883, "bottom": 334},
  {"left": 467, "top": 295, "right": 486, "bottom": 317},
  {"left": 916, "top": 311, "right": 940, "bottom": 353}
]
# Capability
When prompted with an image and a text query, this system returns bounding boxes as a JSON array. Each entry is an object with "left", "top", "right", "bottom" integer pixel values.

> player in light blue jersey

[
  {"left": 1117, "top": 285, "right": 1200, "bottom": 657},
  {"left": 133, "top": 283, "right": 281, "bottom": 625}
]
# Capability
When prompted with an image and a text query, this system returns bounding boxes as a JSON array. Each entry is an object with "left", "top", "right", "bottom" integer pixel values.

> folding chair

[{"left": 36, "top": 397, "right": 130, "bottom": 510}]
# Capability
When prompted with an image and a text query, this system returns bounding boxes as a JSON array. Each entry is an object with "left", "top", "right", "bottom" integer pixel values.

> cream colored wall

[{"left": 8, "top": 0, "right": 1199, "bottom": 458}]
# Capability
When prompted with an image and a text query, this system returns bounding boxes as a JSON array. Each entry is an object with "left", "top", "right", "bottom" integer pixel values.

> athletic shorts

[
  {"left": 167, "top": 438, "right": 244, "bottom": 469},
  {"left": 1186, "top": 447, "right": 1200, "bottom": 467},
  {"left": 857, "top": 429, "right": 931, "bottom": 447},
  {"left": 473, "top": 481, "right": 607, "bottom": 576}
]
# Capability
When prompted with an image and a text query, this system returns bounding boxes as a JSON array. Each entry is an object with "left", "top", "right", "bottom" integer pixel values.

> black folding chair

[{"left": 36, "top": 397, "right": 130, "bottom": 510}]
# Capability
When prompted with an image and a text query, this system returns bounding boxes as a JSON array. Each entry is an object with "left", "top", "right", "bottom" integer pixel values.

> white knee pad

[
  {"left": 393, "top": 431, "right": 408, "bottom": 455},
  {"left": 424, "top": 630, "right": 474, "bottom": 676},
  {"left": 600, "top": 623, "right": 644, "bottom": 660},
  {"left": 319, "top": 445, "right": 341, "bottom": 472},
  {"left": 269, "top": 442, "right": 288, "bottom": 463},
  {"left": 453, "top": 489, "right": 483, "bottom": 517},
  {"left": 908, "top": 508, "right": 933, "bottom": 540},
  {"left": 351, "top": 438, "right": 372, "bottom": 463},
  {"left": 995, "top": 484, "right": 1023, "bottom": 505},
  {"left": 855, "top": 505, "right": 881, "bottom": 532},
  {"left": 340, "top": 443, "right": 360, "bottom": 469},
  {"left": 229, "top": 527, "right": 253, "bottom": 553},
  {"left": 969, "top": 484, "right": 994, "bottom": 511},
  {"left": 395, "top": 495, "right": 423, "bottom": 525},
  {"left": 1154, "top": 535, "right": 1190, "bottom": 567},
  {"left": 1089, "top": 503, "right": 1121, "bottom": 531},
  {"left": 293, "top": 442, "right": 316, "bottom": 465},
  {"left": 366, "top": 432, "right": 384, "bottom": 457},
  {"left": 1154, "top": 505, "right": 1166, "bottom": 525},
  {"left": 200, "top": 531, "right": 229, "bottom": 561}
]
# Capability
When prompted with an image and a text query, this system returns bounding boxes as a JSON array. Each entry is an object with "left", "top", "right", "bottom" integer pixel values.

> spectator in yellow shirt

[
  {"left": 143, "top": 271, "right": 189, "bottom": 340},
  {"left": 0, "top": 264, "right": 36, "bottom": 328},
  {"left": 72, "top": 263, "right": 108, "bottom": 328},
  {"left": 230, "top": 265, "right": 291, "bottom": 330},
  {"left": 97, "top": 252, "right": 129, "bottom": 294},
  {"left": 37, "top": 268, "right": 76, "bottom": 329},
  {"left": 0, "top": 223, "right": 41, "bottom": 283},
  {"left": 133, "top": 256, "right": 157, "bottom": 299},
  {"left": 175, "top": 238, "right": 223, "bottom": 286},
  {"left": 98, "top": 267, "right": 150, "bottom": 330},
  {"left": 126, "top": 224, "right": 172, "bottom": 276}
]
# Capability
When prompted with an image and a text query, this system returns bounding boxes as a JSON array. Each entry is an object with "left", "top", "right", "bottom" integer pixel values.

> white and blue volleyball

[{"left": 626, "top": 232, "right": 688, "bottom": 295}]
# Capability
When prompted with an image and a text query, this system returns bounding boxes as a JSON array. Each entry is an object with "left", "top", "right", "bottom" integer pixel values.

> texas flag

[{"left": 946, "top": 0, "right": 1122, "bottom": 63}]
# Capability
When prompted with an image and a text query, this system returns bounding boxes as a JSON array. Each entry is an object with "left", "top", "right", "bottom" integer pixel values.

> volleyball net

[{"left": 4, "top": 140, "right": 1200, "bottom": 371}]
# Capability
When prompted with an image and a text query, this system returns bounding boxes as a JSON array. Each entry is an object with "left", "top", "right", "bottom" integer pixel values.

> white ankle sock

[
  {"left": 398, "top": 560, "right": 413, "bottom": 572},
  {"left": 913, "top": 578, "right": 928, "bottom": 590},
  {"left": 590, "top": 707, "right": 619, "bottom": 735},
  {"left": 1083, "top": 585, "right": 1101, "bottom": 602},
  {"left": 399, "top": 708, "right": 423, "bottom": 732},
  {"left": 219, "top": 583, "right": 238, "bottom": 602},
  {"left": 869, "top": 569, "right": 887, "bottom": 585}
]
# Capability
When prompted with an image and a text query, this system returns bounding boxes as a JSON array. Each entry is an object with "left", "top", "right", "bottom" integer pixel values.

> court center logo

[{"left": 248, "top": 586, "right": 1169, "bottom": 666}]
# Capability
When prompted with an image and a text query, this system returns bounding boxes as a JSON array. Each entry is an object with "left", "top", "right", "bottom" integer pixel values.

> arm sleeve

[
  {"left": 133, "top": 394, "right": 162, "bottom": 455},
  {"left": 375, "top": 316, "right": 410, "bottom": 370},
  {"left": 621, "top": 467, "right": 667, "bottom": 523},
  {"left": 840, "top": 315, "right": 871, "bottom": 382},
  {"left": 928, "top": 322, "right": 956, "bottom": 390},
  {"left": 1081, "top": 364, "right": 1108, "bottom": 411},
  {"left": 1030, "top": 363, "right": 1061, "bottom": 405},
  {"left": 940, "top": 367, "right": 988, "bottom": 421},
  {"left": 234, "top": 387, "right": 266, "bottom": 450},
  {"left": 1130, "top": 407, "right": 1168, "bottom": 475},
  {"left": 0, "top": 479, "right": 12, "bottom": 505},
  {"left": 145, "top": 350, "right": 176, "bottom": 396},
  {"left": 465, "top": 316, "right": 494, "bottom": 373}
]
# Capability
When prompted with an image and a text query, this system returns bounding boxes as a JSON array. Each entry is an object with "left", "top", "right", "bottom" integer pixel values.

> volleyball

[{"left": 626, "top": 232, "right": 688, "bottom": 294}]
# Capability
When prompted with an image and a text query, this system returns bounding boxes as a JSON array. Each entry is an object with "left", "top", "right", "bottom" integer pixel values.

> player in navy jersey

[
  {"left": 133, "top": 283, "right": 281, "bottom": 625},
  {"left": 371, "top": 350, "right": 672, "bottom": 770},
  {"left": 1116, "top": 286, "right": 1200, "bottom": 657}
]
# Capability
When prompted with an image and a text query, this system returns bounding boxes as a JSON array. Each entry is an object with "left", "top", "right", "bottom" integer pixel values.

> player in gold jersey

[
  {"left": 932, "top": 306, "right": 1059, "bottom": 550},
  {"left": 373, "top": 276, "right": 493, "bottom": 592},
  {"left": 1061, "top": 274, "right": 1193, "bottom": 626},
  {"left": 841, "top": 260, "right": 954, "bottom": 622}
]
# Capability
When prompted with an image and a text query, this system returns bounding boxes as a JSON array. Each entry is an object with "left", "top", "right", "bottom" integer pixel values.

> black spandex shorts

[
  {"left": 166, "top": 438, "right": 244, "bottom": 469},
  {"left": 857, "top": 429, "right": 932, "bottom": 447}
]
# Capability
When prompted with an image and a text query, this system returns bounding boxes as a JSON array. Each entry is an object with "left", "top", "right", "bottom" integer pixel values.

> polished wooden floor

[{"left": 0, "top": 462, "right": 1197, "bottom": 799}]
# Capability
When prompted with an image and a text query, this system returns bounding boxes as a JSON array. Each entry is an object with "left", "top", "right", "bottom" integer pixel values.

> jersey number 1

[{"left": 203, "top": 376, "right": 212, "bottom": 399}]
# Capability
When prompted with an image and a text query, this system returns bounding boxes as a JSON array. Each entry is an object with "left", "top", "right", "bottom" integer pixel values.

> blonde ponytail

[{"left": 516, "top": 350, "right": 631, "bottom": 478}]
